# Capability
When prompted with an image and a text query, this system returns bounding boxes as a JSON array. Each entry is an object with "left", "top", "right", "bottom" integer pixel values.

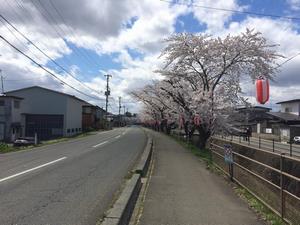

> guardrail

[
  {"left": 210, "top": 138, "right": 300, "bottom": 224},
  {"left": 216, "top": 134, "right": 300, "bottom": 157}
]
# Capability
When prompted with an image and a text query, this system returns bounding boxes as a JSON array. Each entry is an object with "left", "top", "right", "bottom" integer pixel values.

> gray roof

[
  {"left": 276, "top": 99, "right": 300, "bottom": 104},
  {"left": 236, "top": 106, "right": 271, "bottom": 111},
  {"left": 267, "top": 112, "right": 300, "bottom": 122},
  {"left": 5, "top": 86, "right": 90, "bottom": 105}
]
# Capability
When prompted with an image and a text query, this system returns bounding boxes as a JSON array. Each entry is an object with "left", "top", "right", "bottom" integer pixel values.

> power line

[
  {"left": 0, "top": 35, "right": 104, "bottom": 101},
  {"left": 277, "top": 52, "right": 300, "bottom": 68},
  {"left": 48, "top": 0, "right": 101, "bottom": 68},
  {"left": 36, "top": 0, "right": 99, "bottom": 70},
  {"left": 0, "top": 14, "right": 101, "bottom": 95},
  {"left": 160, "top": 0, "right": 300, "bottom": 21}
]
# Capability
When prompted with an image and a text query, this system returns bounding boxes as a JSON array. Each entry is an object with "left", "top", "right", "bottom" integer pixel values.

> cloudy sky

[{"left": 0, "top": 0, "right": 299, "bottom": 113}]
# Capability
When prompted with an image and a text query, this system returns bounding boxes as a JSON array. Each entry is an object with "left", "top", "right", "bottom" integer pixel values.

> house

[
  {"left": 0, "top": 95, "right": 23, "bottom": 141},
  {"left": 277, "top": 99, "right": 300, "bottom": 115},
  {"left": 249, "top": 99, "right": 300, "bottom": 141},
  {"left": 5, "top": 86, "right": 88, "bottom": 140},
  {"left": 82, "top": 105, "right": 106, "bottom": 131},
  {"left": 233, "top": 106, "right": 272, "bottom": 131}
]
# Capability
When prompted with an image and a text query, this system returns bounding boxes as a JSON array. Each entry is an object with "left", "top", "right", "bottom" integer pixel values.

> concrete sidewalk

[{"left": 139, "top": 131, "right": 265, "bottom": 225}]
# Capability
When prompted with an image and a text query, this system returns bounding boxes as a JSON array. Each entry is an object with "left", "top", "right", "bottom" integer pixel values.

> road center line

[
  {"left": 0, "top": 157, "right": 67, "bottom": 183},
  {"left": 93, "top": 141, "right": 108, "bottom": 148}
]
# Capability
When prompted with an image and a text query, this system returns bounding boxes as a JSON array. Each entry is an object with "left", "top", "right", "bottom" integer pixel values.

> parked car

[
  {"left": 293, "top": 136, "right": 300, "bottom": 144},
  {"left": 228, "top": 127, "right": 248, "bottom": 137},
  {"left": 13, "top": 137, "right": 36, "bottom": 146}
]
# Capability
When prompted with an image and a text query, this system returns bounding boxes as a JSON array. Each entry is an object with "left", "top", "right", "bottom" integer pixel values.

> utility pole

[
  {"left": 118, "top": 96, "right": 121, "bottom": 127},
  {"left": 123, "top": 105, "right": 126, "bottom": 126},
  {"left": 0, "top": 69, "right": 4, "bottom": 94},
  {"left": 104, "top": 74, "right": 112, "bottom": 115}
]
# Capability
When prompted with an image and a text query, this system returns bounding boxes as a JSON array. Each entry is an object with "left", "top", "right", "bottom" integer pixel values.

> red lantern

[
  {"left": 256, "top": 78, "right": 269, "bottom": 104},
  {"left": 194, "top": 114, "right": 201, "bottom": 126}
]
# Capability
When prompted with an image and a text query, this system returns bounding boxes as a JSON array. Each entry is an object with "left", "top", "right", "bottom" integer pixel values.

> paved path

[
  {"left": 0, "top": 126, "right": 146, "bottom": 225},
  {"left": 140, "top": 131, "right": 265, "bottom": 225}
]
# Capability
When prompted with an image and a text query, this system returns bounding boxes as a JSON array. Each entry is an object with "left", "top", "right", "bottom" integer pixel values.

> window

[
  {"left": 67, "top": 129, "right": 70, "bottom": 133},
  {"left": 72, "top": 128, "right": 74, "bottom": 132},
  {"left": 285, "top": 107, "right": 290, "bottom": 113},
  {"left": 0, "top": 100, "right": 4, "bottom": 106},
  {"left": 75, "top": 128, "right": 78, "bottom": 132},
  {"left": 79, "top": 128, "right": 81, "bottom": 131},
  {"left": 14, "top": 100, "right": 20, "bottom": 109}
]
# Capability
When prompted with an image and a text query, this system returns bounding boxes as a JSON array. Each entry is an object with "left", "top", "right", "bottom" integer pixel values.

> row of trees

[{"left": 131, "top": 29, "right": 281, "bottom": 149}]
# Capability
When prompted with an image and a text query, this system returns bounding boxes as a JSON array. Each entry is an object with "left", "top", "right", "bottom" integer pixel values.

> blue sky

[{"left": 0, "top": 0, "right": 300, "bottom": 113}]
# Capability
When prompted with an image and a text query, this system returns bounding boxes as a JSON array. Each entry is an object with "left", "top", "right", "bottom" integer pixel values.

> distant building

[
  {"left": 0, "top": 95, "right": 23, "bottom": 141},
  {"left": 82, "top": 105, "right": 106, "bottom": 131},
  {"left": 6, "top": 86, "right": 88, "bottom": 140},
  {"left": 233, "top": 106, "right": 272, "bottom": 130},
  {"left": 277, "top": 99, "right": 300, "bottom": 115},
  {"left": 247, "top": 99, "right": 300, "bottom": 141}
]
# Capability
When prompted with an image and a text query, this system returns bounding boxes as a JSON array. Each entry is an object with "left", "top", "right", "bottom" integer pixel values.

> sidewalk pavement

[{"left": 139, "top": 131, "right": 265, "bottom": 225}]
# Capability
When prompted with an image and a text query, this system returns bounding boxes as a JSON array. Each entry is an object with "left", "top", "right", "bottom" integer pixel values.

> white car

[{"left": 293, "top": 136, "right": 300, "bottom": 144}]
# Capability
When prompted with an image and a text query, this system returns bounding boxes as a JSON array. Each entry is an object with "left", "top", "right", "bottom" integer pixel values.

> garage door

[{"left": 25, "top": 114, "right": 64, "bottom": 140}]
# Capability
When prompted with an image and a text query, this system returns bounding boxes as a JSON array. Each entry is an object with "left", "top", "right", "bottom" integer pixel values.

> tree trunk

[{"left": 197, "top": 126, "right": 210, "bottom": 150}]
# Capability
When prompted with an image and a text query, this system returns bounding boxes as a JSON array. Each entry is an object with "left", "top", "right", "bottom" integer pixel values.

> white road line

[
  {"left": 0, "top": 157, "right": 67, "bottom": 183},
  {"left": 93, "top": 141, "right": 108, "bottom": 148},
  {"left": 115, "top": 135, "right": 121, "bottom": 139}
]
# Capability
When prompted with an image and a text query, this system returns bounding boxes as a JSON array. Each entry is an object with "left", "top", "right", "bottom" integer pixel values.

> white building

[
  {"left": 6, "top": 86, "right": 90, "bottom": 140},
  {"left": 278, "top": 99, "right": 300, "bottom": 115}
]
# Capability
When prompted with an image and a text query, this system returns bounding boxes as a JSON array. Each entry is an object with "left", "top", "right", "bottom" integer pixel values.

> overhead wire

[
  {"left": 48, "top": 0, "right": 101, "bottom": 68},
  {"left": 276, "top": 52, "right": 300, "bottom": 68},
  {"left": 36, "top": 0, "right": 100, "bottom": 70},
  {"left": 0, "top": 35, "right": 105, "bottom": 101},
  {"left": 0, "top": 14, "right": 102, "bottom": 95},
  {"left": 160, "top": 0, "right": 300, "bottom": 21}
]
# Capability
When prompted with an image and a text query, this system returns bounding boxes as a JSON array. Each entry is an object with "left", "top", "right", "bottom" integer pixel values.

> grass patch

[
  {"left": 235, "top": 187, "right": 286, "bottom": 225},
  {"left": 0, "top": 142, "right": 14, "bottom": 153},
  {"left": 171, "top": 134, "right": 287, "bottom": 225},
  {"left": 0, "top": 130, "right": 98, "bottom": 154},
  {"left": 171, "top": 134, "right": 212, "bottom": 165}
]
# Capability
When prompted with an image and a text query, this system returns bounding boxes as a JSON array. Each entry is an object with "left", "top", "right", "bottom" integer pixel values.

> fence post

[
  {"left": 259, "top": 136, "right": 261, "bottom": 149},
  {"left": 248, "top": 136, "right": 250, "bottom": 146},
  {"left": 290, "top": 139, "right": 292, "bottom": 157},
  {"left": 272, "top": 139, "right": 275, "bottom": 152},
  {"left": 280, "top": 153, "right": 285, "bottom": 220},
  {"left": 230, "top": 153, "right": 234, "bottom": 182}
]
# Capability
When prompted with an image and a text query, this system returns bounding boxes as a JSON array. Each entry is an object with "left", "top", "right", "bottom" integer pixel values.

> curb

[
  {"left": 101, "top": 174, "right": 142, "bottom": 225},
  {"left": 100, "top": 135, "right": 153, "bottom": 225},
  {"left": 135, "top": 137, "right": 153, "bottom": 177}
]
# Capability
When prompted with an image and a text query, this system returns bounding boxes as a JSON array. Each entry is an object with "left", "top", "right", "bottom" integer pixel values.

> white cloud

[
  {"left": 191, "top": 0, "right": 244, "bottom": 32},
  {"left": 287, "top": 0, "right": 300, "bottom": 11}
]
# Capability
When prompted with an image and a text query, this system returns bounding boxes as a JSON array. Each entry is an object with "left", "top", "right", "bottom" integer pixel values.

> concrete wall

[
  {"left": 65, "top": 97, "right": 83, "bottom": 136},
  {"left": 280, "top": 102, "right": 300, "bottom": 115}
]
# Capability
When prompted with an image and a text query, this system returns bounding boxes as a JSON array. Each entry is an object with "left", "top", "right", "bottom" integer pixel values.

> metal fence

[
  {"left": 216, "top": 134, "right": 300, "bottom": 157},
  {"left": 210, "top": 137, "right": 300, "bottom": 224}
]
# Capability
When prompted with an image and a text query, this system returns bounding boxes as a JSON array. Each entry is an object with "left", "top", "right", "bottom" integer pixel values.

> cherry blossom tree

[{"left": 133, "top": 29, "right": 281, "bottom": 149}]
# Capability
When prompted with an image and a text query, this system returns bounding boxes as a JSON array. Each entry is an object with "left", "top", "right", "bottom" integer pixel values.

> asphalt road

[{"left": 0, "top": 126, "right": 147, "bottom": 225}]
